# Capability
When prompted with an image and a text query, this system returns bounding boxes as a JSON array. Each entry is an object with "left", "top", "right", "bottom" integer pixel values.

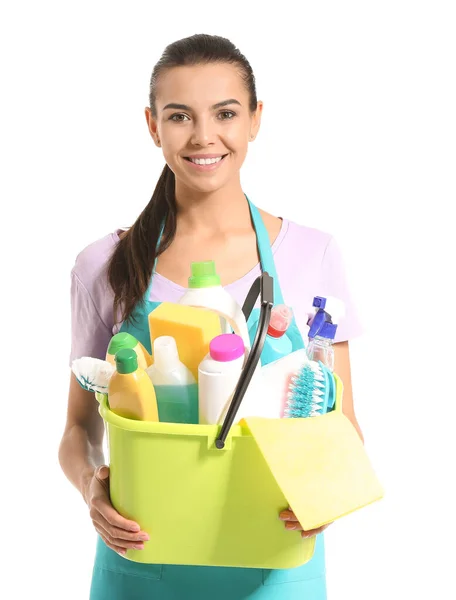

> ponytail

[{"left": 107, "top": 164, "right": 176, "bottom": 324}]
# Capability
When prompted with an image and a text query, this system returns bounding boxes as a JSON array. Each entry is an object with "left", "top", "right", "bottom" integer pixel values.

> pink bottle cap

[{"left": 209, "top": 334, "right": 245, "bottom": 362}]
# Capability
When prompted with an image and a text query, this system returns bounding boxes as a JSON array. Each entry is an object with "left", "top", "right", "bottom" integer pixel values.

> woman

[{"left": 59, "top": 33, "right": 364, "bottom": 599}]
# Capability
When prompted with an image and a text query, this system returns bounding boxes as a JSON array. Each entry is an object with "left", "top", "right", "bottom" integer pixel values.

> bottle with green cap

[
  {"left": 107, "top": 348, "right": 159, "bottom": 421},
  {"left": 178, "top": 260, "right": 250, "bottom": 348},
  {"left": 106, "top": 332, "right": 151, "bottom": 370}
]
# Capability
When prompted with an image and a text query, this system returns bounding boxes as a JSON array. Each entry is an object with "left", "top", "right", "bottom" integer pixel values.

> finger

[
  {"left": 285, "top": 520, "right": 303, "bottom": 531},
  {"left": 94, "top": 466, "right": 110, "bottom": 494},
  {"left": 95, "top": 465, "right": 110, "bottom": 480},
  {"left": 93, "top": 519, "right": 147, "bottom": 551},
  {"left": 96, "top": 529, "right": 127, "bottom": 555},
  {"left": 92, "top": 510, "right": 149, "bottom": 544},
  {"left": 279, "top": 509, "right": 297, "bottom": 521},
  {"left": 301, "top": 524, "right": 331, "bottom": 538},
  {"left": 92, "top": 495, "right": 141, "bottom": 533}
]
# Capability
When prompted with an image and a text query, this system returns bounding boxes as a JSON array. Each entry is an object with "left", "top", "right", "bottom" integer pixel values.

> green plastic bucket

[{"left": 96, "top": 392, "right": 315, "bottom": 569}]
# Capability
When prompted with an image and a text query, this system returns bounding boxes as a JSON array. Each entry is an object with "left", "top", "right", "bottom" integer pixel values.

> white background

[{"left": 1, "top": 1, "right": 455, "bottom": 598}]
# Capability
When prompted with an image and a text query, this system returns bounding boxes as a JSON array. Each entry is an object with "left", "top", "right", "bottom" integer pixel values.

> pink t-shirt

[{"left": 69, "top": 218, "right": 363, "bottom": 364}]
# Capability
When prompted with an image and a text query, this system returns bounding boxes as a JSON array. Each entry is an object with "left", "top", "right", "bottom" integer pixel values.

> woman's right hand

[{"left": 83, "top": 465, "right": 150, "bottom": 555}]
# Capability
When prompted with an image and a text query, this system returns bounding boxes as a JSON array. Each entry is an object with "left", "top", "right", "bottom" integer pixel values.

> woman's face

[{"left": 145, "top": 63, "right": 262, "bottom": 193}]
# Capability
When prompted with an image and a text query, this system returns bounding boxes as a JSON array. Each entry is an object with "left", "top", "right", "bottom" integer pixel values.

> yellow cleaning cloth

[{"left": 243, "top": 413, "right": 384, "bottom": 531}]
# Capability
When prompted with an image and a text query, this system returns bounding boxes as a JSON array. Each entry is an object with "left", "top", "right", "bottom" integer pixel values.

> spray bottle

[{"left": 306, "top": 296, "right": 345, "bottom": 371}]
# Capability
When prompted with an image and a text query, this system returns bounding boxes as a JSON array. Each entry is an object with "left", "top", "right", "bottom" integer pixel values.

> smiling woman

[
  {"left": 59, "top": 32, "right": 364, "bottom": 600},
  {"left": 145, "top": 63, "right": 260, "bottom": 202}
]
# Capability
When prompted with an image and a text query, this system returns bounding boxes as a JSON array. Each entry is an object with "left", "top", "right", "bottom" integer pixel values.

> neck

[{"left": 174, "top": 179, "right": 252, "bottom": 234}]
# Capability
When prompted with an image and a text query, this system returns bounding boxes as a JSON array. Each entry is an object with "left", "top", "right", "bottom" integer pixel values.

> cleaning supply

[
  {"left": 198, "top": 334, "right": 245, "bottom": 425},
  {"left": 178, "top": 260, "right": 250, "bottom": 348},
  {"left": 108, "top": 348, "right": 159, "bottom": 421},
  {"left": 256, "top": 349, "right": 309, "bottom": 418},
  {"left": 243, "top": 411, "right": 384, "bottom": 532},
  {"left": 306, "top": 295, "right": 345, "bottom": 371},
  {"left": 284, "top": 360, "right": 332, "bottom": 417},
  {"left": 333, "top": 372, "right": 344, "bottom": 410},
  {"left": 148, "top": 302, "right": 222, "bottom": 380},
  {"left": 106, "top": 332, "right": 152, "bottom": 370},
  {"left": 260, "top": 304, "right": 293, "bottom": 364},
  {"left": 72, "top": 356, "right": 115, "bottom": 393},
  {"left": 146, "top": 336, "right": 198, "bottom": 424}
]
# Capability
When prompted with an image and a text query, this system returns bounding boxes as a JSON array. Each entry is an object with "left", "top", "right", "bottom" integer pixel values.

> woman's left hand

[{"left": 279, "top": 508, "right": 332, "bottom": 538}]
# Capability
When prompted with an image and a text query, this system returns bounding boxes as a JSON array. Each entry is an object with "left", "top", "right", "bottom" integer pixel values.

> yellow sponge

[{"left": 148, "top": 302, "right": 222, "bottom": 380}]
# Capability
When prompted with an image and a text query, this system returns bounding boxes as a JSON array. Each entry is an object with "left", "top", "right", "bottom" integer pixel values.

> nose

[{"left": 190, "top": 117, "right": 217, "bottom": 146}]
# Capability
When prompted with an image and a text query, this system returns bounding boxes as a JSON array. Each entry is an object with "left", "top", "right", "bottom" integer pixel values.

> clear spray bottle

[{"left": 306, "top": 296, "right": 345, "bottom": 371}]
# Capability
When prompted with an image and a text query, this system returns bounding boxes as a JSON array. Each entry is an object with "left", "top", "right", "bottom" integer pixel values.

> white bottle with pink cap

[{"left": 198, "top": 333, "right": 246, "bottom": 425}]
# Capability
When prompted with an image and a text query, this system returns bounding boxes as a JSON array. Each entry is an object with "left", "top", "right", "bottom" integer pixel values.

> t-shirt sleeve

[
  {"left": 318, "top": 236, "right": 363, "bottom": 343},
  {"left": 69, "top": 271, "right": 112, "bottom": 365}
]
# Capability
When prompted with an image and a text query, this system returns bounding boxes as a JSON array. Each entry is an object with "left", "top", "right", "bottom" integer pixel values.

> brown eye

[
  {"left": 219, "top": 111, "right": 236, "bottom": 120},
  {"left": 170, "top": 114, "right": 189, "bottom": 122}
]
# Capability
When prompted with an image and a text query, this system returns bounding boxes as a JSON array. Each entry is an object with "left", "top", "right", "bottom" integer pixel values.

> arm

[
  {"left": 58, "top": 372, "right": 149, "bottom": 553},
  {"left": 316, "top": 236, "right": 364, "bottom": 441},
  {"left": 333, "top": 341, "right": 364, "bottom": 444},
  {"left": 58, "top": 372, "right": 105, "bottom": 502},
  {"left": 62, "top": 262, "right": 149, "bottom": 552}
]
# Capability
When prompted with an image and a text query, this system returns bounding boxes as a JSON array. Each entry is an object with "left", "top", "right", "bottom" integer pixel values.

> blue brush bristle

[
  {"left": 79, "top": 375, "right": 108, "bottom": 392},
  {"left": 285, "top": 362, "right": 327, "bottom": 418}
]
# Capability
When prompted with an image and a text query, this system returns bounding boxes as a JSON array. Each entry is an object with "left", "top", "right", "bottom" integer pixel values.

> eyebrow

[{"left": 162, "top": 98, "right": 242, "bottom": 111}]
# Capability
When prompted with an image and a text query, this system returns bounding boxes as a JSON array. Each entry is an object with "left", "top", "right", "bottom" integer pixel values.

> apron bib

[{"left": 90, "top": 197, "right": 327, "bottom": 599}]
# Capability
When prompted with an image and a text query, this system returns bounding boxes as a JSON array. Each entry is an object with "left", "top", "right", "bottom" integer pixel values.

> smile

[{"left": 183, "top": 154, "right": 229, "bottom": 171}]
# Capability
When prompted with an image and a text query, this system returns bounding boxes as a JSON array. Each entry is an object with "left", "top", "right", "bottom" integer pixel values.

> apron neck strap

[
  {"left": 246, "top": 195, "right": 285, "bottom": 305},
  {"left": 153, "top": 224, "right": 165, "bottom": 275},
  {"left": 142, "top": 223, "right": 165, "bottom": 300}
]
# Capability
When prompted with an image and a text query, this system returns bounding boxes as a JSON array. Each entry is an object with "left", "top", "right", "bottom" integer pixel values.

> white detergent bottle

[
  {"left": 178, "top": 261, "right": 251, "bottom": 349},
  {"left": 198, "top": 334, "right": 246, "bottom": 425},
  {"left": 146, "top": 336, "right": 198, "bottom": 424}
]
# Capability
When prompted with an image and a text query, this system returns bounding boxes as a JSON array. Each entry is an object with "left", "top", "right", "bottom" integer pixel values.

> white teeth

[{"left": 189, "top": 156, "right": 223, "bottom": 165}]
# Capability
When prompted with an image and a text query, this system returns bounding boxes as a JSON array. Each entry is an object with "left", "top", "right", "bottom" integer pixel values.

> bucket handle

[{"left": 215, "top": 272, "right": 274, "bottom": 449}]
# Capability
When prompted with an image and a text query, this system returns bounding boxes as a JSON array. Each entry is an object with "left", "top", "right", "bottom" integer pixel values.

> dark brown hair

[{"left": 107, "top": 33, "right": 258, "bottom": 324}]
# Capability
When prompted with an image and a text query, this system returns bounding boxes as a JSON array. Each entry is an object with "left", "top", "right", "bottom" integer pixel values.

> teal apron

[{"left": 90, "top": 198, "right": 327, "bottom": 599}]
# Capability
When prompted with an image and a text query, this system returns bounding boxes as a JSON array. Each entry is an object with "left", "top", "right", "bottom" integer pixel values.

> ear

[
  {"left": 249, "top": 100, "right": 264, "bottom": 141},
  {"left": 144, "top": 107, "right": 161, "bottom": 147}
]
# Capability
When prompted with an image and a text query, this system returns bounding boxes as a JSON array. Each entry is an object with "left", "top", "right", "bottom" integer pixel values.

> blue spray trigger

[
  {"left": 309, "top": 309, "right": 331, "bottom": 339},
  {"left": 308, "top": 296, "right": 338, "bottom": 341}
]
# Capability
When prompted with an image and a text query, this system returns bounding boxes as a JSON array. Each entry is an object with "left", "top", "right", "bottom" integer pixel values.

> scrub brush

[
  {"left": 284, "top": 360, "right": 332, "bottom": 418},
  {"left": 72, "top": 357, "right": 115, "bottom": 394}
]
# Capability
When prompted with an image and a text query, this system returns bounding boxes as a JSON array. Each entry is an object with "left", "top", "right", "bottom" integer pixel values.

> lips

[
  {"left": 183, "top": 153, "right": 229, "bottom": 172},
  {"left": 184, "top": 154, "right": 229, "bottom": 162}
]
